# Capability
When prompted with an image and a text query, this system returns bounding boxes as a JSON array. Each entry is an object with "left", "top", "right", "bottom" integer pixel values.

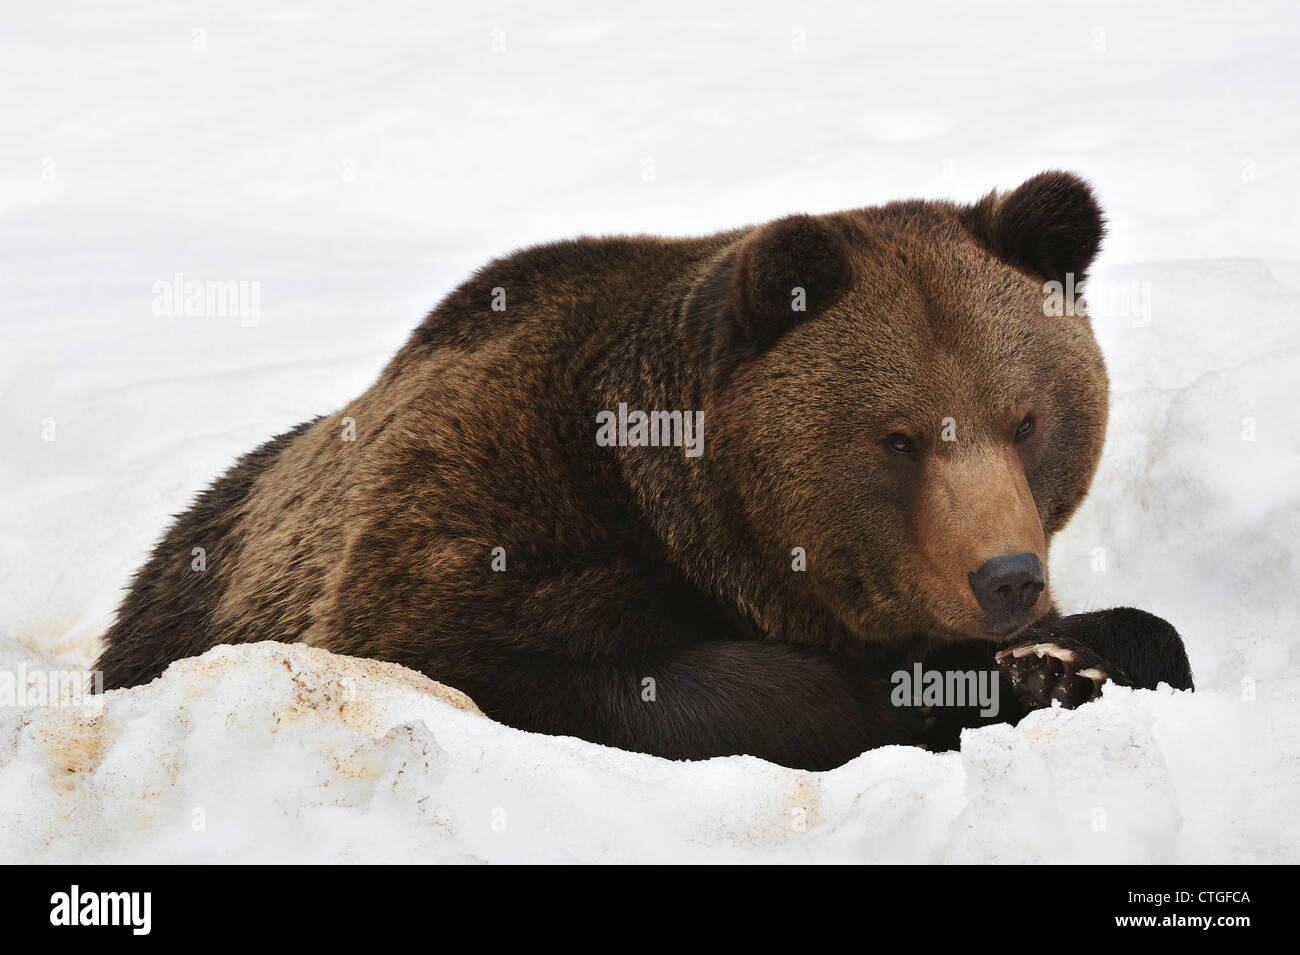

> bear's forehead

[
  {"left": 826, "top": 206, "right": 1045, "bottom": 308},
  {"left": 779, "top": 236, "right": 1089, "bottom": 414},
  {"left": 835, "top": 239, "right": 1058, "bottom": 353}
]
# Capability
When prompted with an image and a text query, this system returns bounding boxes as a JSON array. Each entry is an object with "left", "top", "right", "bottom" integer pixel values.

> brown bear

[{"left": 95, "top": 171, "right": 1192, "bottom": 770}]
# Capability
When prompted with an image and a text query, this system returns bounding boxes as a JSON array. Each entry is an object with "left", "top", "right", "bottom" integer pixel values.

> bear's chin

[
  {"left": 958, "top": 610, "right": 1049, "bottom": 643},
  {"left": 893, "top": 608, "right": 1051, "bottom": 649},
  {"left": 975, "top": 616, "right": 1037, "bottom": 640},
  {"left": 923, "top": 586, "right": 1055, "bottom": 645}
]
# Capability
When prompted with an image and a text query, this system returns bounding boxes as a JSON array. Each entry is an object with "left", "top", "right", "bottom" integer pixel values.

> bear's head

[{"left": 702, "top": 171, "right": 1107, "bottom": 647}]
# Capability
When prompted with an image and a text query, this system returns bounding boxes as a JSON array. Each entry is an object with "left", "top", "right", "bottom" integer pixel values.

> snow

[{"left": 2, "top": 0, "right": 1298, "bottom": 863}]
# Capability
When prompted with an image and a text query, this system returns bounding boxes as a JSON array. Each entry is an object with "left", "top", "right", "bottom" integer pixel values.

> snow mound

[{"left": 2, "top": 641, "right": 1295, "bottom": 863}]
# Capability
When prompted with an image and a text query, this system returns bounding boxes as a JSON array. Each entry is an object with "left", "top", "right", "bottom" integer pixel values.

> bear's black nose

[{"left": 968, "top": 552, "right": 1045, "bottom": 616}]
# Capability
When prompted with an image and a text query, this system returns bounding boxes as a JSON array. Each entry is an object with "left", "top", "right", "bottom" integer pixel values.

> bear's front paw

[{"left": 995, "top": 635, "right": 1129, "bottom": 711}]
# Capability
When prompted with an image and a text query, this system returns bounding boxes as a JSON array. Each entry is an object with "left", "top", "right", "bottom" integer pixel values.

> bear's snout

[
  {"left": 968, "top": 552, "right": 1046, "bottom": 619},
  {"left": 912, "top": 446, "right": 1049, "bottom": 639}
]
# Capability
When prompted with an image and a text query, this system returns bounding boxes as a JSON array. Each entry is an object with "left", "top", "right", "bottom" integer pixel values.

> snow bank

[
  {"left": 2, "top": 0, "right": 1298, "bottom": 862},
  {"left": 3, "top": 642, "right": 1294, "bottom": 863}
]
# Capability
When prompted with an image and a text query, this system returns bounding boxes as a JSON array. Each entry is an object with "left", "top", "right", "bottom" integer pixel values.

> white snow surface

[{"left": 2, "top": 1, "right": 1299, "bottom": 863}]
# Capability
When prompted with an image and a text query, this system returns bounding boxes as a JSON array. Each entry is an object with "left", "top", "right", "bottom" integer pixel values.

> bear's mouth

[
  {"left": 922, "top": 597, "right": 1052, "bottom": 644},
  {"left": 976, "top": 611, "right": 1040, "bottom": 639}
]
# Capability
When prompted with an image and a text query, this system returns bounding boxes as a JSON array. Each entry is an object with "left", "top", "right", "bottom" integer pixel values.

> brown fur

[{"left": 96, "top": 172, "right": 1190, "bottom": 770}]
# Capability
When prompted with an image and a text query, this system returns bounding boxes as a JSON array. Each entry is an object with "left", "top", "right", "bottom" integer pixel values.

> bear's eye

[
  {"left": 1014, "top": 415, "right": 1036, "bottom": 442},
  {"left": 886, "top": 432, "right": 917, "bottom": 456}
]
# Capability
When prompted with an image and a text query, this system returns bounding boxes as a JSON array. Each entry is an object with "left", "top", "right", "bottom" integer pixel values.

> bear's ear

[
  {"left": 960, "top": 171, "right": 1105, "bottom": 284},
  {"left": 731, "top": 214, "right": 852, "bottom": 347}
]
